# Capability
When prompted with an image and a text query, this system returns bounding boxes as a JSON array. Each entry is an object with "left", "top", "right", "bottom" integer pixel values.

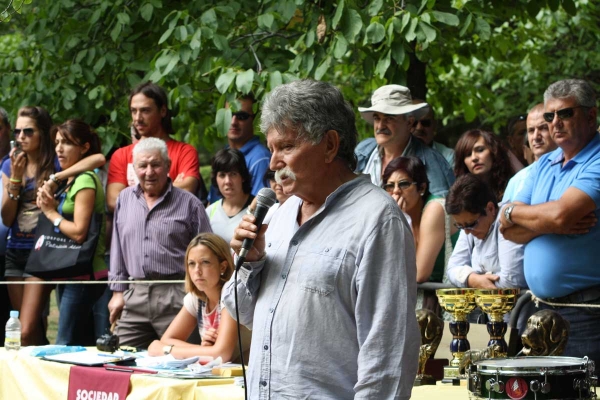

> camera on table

[{"left": 96, "top": 333, "right": 119, "bottom": 353}]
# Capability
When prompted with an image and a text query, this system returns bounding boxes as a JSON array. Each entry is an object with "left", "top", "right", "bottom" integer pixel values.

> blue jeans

[
  {"left": 92, "top": 285, "right": 111, "bottom": 338},
  {"left": 539, "top": 289, "right": 600, "bottom": 364},
  {"left": 55, "top": 283, "right": 109, "bottom": 345}
]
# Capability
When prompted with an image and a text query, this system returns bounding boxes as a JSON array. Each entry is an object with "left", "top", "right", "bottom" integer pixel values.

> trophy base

[
  {"left": 441, "top": 366, "right": 464, "bottom": 384},
  {"left": 424, "top": 358, "right": 448, "bottom": 381},
  {"left": 414, "top": 375, "right": 437, "bottom": 386}
]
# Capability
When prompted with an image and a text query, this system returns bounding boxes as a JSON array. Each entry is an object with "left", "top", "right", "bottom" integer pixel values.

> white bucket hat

[{"left": 358, "top": 85, "right": 429, "bottom": 123}]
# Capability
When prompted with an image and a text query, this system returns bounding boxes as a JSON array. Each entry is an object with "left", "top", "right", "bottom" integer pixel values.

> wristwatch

[
  {"left": 503, "top": 204, "right": 515, "bottom": 225},
  {"left": 163, "top": 345, "right": 174, "bottom": 355},
  {"left": 53, "top": 217, "right": 64, "bottom": 228},
  {"left": 49, "top": 174, "right": 61, "bottom": 185}
]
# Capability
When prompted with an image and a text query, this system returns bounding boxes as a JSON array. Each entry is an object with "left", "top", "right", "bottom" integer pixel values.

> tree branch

[{"left": 249, "top": 43, "right": 262, "bottom": 73}]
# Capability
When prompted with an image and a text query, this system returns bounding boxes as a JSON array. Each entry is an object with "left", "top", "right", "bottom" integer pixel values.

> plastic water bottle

[{"left": 5, "top": 310, "right": 21, "bottom": 350}]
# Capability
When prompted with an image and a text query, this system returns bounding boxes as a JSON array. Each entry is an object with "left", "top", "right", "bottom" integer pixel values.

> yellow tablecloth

[
  {"left": 0, "top": 348, "right": 244, "bottom": 400},
  {"left": 411, "top": 382, "right": 470, "bottom": 399},
  {"left": 0, "top": 348, "right": 472, "bottom": 399}
]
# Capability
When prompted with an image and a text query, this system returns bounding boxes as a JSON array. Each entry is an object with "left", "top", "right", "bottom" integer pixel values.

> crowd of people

[{"left": 0, "top": 77, "right": 598, "bottom": 399}]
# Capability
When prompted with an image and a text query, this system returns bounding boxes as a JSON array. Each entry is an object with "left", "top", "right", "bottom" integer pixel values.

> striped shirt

[{"left": 109, "top": 181, "right": 211, "bottom": 292}]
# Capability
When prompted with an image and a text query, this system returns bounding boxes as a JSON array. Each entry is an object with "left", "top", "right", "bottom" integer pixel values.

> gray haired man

[
  {"left": 225, "top": 80, "right": 419, "bottom": 399},
  {"left": 108, "top": 138, "right": 211, "bottom": 348},
  {"left": 501, "top": 79, "right": 600, "bottom": 363},
  {"left": 355, "top": 84, "right": 454, "bottom": 196}
]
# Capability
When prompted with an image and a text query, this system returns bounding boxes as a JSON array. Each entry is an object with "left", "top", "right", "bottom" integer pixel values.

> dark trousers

[{"left": 539, "top": 286, "right": 600, "bottom": 364}]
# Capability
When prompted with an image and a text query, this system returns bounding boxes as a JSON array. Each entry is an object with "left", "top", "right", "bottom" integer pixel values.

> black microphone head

[{"left": 256, "top": 188, "right": 277, "bottom": 208}]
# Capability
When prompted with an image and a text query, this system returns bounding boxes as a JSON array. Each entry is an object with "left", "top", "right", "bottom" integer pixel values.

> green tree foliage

[{"left": 0, "top": 0, "right": 598, "bottom": 154}]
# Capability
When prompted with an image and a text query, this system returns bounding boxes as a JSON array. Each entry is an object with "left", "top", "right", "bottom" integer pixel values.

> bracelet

[
  {"left": 5, "top": 182, "right": 21, "bottom": 192},
  {"left": 9, "top": 178, "right": 22, "bottom": 183},
  {"left": 7, "top": 192, "right": 20, "bottom": 201}
]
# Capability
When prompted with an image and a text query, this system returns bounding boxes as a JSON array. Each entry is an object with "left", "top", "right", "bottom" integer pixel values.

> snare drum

[{"left": 468, "top": 356, "right": 597, "bottom": 400}]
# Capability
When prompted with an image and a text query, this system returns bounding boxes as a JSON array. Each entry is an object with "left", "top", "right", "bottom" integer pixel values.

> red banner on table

[{"left": 68, "top": 366, "right": 131, "bottom": 400}]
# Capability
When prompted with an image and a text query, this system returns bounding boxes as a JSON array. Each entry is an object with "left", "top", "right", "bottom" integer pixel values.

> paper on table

[
  {"left": 43, "top": 351, "right": 128, "bottom": 366},
  {"left": 135, "top": 354, "right": 201, "bottom": 369},
  {"left": 30, "top": 345, "right": 86, "bottom": 357}
]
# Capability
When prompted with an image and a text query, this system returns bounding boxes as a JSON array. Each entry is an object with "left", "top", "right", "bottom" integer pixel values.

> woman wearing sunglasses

[
  {"left": 445, "top": 174, "right": 532, "bottom": 329},
  {"left": 1, "top": 107, "right": 105, "bottom": 345},
  {"left": 445, "top": 174, "right": 526, "bottom": 291},
  {"left": 454, "top": 129, "right": 521, "bottom": 201},
  {"left": 382, "top": 156, "right": 459, "bottom": 313}
]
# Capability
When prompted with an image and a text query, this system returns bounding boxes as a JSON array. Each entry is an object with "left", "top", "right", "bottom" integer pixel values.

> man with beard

[
  {"left": 106, "top": 82, "right": 202, "bottom": 213},
  {"left": 223, "top": 80, "right": 419, "bottom": 399},
  {"left": 355, "top": 85, "right": 454, "bottom": 196}
]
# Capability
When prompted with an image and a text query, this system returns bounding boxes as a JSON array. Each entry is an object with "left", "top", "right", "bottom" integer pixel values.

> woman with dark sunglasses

[
  {"left": 1, "top": 107, "right": 105, "bottom": 345},
  {"left": 445, "top": 174, "right": 532, "bottom": 329},
  {"left": 454, "top": 129, "right": 522, "bottom": 201},
  {"left": 445, "top": 174, "right": 526, "bottom": 291},
  {"left": 382, "top": 156, "right": 459, "bottom": 314}
]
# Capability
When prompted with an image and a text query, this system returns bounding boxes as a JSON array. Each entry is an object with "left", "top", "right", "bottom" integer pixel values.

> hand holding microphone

[{"left": 231, "top": 188, "right": 277, "bottom": 267}]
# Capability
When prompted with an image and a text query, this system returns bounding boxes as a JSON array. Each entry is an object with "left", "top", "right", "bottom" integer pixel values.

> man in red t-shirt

[{"left": 107, "top": 82, "right": 201, "bottom": 213}]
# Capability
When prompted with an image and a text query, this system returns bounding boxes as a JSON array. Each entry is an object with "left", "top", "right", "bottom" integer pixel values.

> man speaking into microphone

[{"left": 223, "top": 79, "right": 419, "bottom": 399}]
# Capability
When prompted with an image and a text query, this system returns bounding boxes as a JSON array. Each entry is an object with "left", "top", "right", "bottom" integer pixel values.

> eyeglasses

[
  {"left": 383, "top": 180, "right": 417, "bottom": 193},
  {"left": 13, "top": 128, "right": 35, "bottom": 137},
  {"left": 453, "top": 215, "right": 482, "bottom": 231},
  {"left": 411, "top": 119, "right": 432, "bottom": 128},
  {"left": 542, "top": 106, "right": 588, "bottom": 123},
  {"left": 232, "top": 111, "right": 253, "bottom": 121}
]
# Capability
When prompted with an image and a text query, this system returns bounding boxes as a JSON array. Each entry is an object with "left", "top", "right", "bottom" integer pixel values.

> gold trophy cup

[
  {"left": 436, "top": 288, "right": 477, "bottom": 383},
  {"left": 474, "top": 289, "right": 520, "bottom": 358}
]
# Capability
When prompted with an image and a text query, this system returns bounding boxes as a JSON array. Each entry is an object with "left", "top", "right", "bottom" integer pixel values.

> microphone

[{"left": 238, "top": 188, "right": 277, "bottom": 264}]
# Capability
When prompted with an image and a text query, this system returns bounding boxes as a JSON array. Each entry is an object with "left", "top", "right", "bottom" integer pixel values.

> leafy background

[{"left": 1, "top": 0, "right": 599, "bottom": 163}]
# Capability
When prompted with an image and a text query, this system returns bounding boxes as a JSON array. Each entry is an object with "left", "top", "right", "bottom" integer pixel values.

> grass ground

[{"left": 47, "top": 291, "right": 58, "bottom": 344}]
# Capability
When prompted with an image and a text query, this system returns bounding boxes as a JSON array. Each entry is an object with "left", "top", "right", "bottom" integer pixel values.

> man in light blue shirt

[
  {"left": 502, "top": 103, "right": 557, "bottom": 202},
  {"left": 224, "top": 80, "right": 419, "bottom": 399},
  {"left": 501, "top": 79, "right": 600, "bottom": 362},
  {"left": 355, "top": 85, "right": 454, "bottom": 196}
]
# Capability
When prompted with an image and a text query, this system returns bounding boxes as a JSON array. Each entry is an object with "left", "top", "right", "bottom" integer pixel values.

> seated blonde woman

[{"left": 148, "top": 233, "right": 250, "bottom": 362}]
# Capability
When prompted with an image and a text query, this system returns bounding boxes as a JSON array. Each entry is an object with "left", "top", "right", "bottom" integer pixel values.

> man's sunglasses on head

[
  {"left": 13, "top": 128, "right": 35, "bottom": 137},
  {"left": 543, "top": 106, "right": 588, "bottom": 123},
  {"left": 233, "top": 111, "right": 253, "bottom": 121}
]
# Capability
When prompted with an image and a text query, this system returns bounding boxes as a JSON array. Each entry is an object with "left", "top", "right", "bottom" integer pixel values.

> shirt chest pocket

[
  {"left": 481, "top": 249, "right": 500, "bottom": 274},
  {"left": 295, "top": 246, "right": 346, "bottom": 296}
]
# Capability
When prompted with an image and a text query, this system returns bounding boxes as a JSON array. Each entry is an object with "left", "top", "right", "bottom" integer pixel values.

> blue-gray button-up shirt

[
  {"left": 223, "top": 175, "right": 419, "bottom": 399},
  {"left": 355, "top": 137, "right": 455, "bottom": 197}
]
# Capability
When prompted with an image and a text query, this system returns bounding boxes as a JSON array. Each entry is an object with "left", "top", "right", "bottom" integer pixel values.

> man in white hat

[{"left": 355, "top": 84, "right": 454, "bottom": 196}]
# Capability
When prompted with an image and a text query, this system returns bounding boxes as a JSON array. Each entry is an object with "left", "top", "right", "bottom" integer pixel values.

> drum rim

[{"left": 475, "top": 356, "right": 588, "bottom": 374}]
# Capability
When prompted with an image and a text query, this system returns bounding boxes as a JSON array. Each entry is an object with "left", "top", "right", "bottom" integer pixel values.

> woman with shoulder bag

[{"left": 36, "top": 119, "right": 108, "bottom": 345}]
